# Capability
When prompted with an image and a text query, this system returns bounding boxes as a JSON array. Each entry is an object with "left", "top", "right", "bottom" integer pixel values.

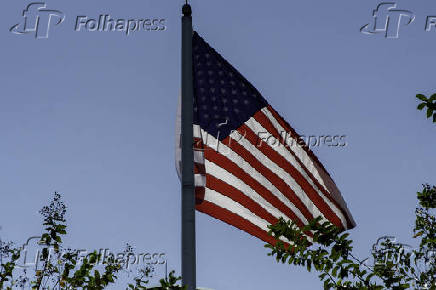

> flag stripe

[
  {"left": 266, "top": 105, "right": 339, "bottom": 191},
  {"left": 196, "top": 198, "right": 280, "bottom": 245},
  {"left": 239, "top": 121, "right": 345, "bottom": 229},
  {"left": 261, "top": 107, "right": 354, "bottom": 228},
  {"left": 261, "top": 107, "right": 327, "bottom": 190},
  {"left": 222, "top": 133, "right": 315, "bottom": 224},
  {"left": 194, "top": 174, "right": 206, "bottom": 187},
  {"left": 203, "top": 188, "right": 271, "bottom": 232},
  {"left": 256, "top": 109, "right": 342, "bottom": 207},
  {"left": 230, "top": 126, "right": 323, "bottom": 223},
  {"left": 204, "top": 161, "right": 283, "bottom": 223},
  {"left": 204, "top": 160, "right": 312, "bottom": 233},
  {"left": 254, "top": 107, "right": 326, "bottom": 190},
  {"left": 205, "top": 174, "right": 278, "bottom": 226},
  {"left": 195, "top": 126, "right": 309, "bottom": 225},
  {"left": 194, "top": 163, "right": 206, "bottom": 174},
  {"left": 203, "top": 144, "right": 308, "bottom": 228},
  {"left": 196, "top": 180, "right": 312, "bottom": 242},
  {"left": 204, "top": 161, "right": 314, "bottom": 238},
  {"left": 194, "top": 151, "right": 205, "bottom": 164}
]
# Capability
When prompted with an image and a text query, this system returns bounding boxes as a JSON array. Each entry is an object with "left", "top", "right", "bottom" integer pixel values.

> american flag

[{"left": 176, "top": 31, "right": 355, "bottom": 245}]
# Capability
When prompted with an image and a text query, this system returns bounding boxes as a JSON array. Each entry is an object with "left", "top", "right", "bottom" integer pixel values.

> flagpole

[{"left": 181, "top": 3, "right": 196, "bottom": 290}]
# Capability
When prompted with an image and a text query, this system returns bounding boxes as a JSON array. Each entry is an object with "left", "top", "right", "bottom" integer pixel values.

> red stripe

[
  {"left": 266, "top": 105, "right": 332, "bottom": 178},
  {"left": 193, "top": 137, "right": 207, "bottom": 151},
  {"left": 255, "top": 110, "right": 345, "bottom": 215},
  {"left": 259, "top": 108, "right": 353, "bottom": 229},
  {"left": 257, "top": 110, "right": 345, "bottom": 206},
  {"left": 205, "top": 174, "right": 278, "bottom": 226},
  {"left": 194, "top": 163, "right": 205, "bottom": 174},
  {"left": 203, "top": 144, "right": 307, "bottom": 229},
  {"left": 196, "top": 200, "right": 280, "bottom": 245},
  {"left": 209, "top": 171, "right": 313, "bottom": 238},
  {"left": 195, "top": 186, "right": 205, "bottom": 204},
  {"left": 238, "top": 123, "right": 344, "bottom": 229},
  {"left": 222, "top": 135, "right": 314, "bottom": 224}
]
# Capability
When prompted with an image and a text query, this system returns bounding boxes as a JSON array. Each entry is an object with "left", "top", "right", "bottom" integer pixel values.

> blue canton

[{"left": 192, "top": 31, "right": 268, "bottom": 141}]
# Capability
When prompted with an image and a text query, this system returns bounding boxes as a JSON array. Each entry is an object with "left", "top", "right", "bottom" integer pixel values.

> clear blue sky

[{"left": 1, "top": 0, "right": 435, "bottom": 289}]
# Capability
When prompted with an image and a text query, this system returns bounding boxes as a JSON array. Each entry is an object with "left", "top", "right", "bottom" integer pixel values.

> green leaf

[
  {"left": 306, "top": 260, "right": 312, "bottom": 272},
  {"left": 416, "top": 94, "right": 427, "bottom": 102},
  {"left": 427, "top": 109, "right": 433, "bottom": 118},
  {"left": 414, "top": 231, "right": 424, "bottom": 238},
  {"left": 416, "top": 94, "right": 427, "bottom": 101},
  {"left": 433, "top": 113, "right": 436, "bottom": 123},
  {"left": 417, "top": 103, "right": 426, "bottom": 110}
]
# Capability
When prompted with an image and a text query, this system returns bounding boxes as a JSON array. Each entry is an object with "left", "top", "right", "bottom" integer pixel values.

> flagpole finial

[{"left": 182, "top": 3, "right": 192, "bottom": 17}]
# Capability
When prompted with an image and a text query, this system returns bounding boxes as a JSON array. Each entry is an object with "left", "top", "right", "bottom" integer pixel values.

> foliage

[
  {"left": 265, "top": 94, "right": 436, "bottom": 289},
  {"left": 417, "top": 94, "right": 436, "bottom": 123},
  {"left": 128, "top": 270, "right": 184, "bottom": 290},
  {"left": 265, "top": 185, "right": 436, "bottom": 289},
  {"left": 0, "top": 193, "right": 185, "bottom": 290}
]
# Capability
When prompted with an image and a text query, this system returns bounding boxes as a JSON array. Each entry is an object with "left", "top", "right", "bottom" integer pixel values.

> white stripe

[
  {"left": 230, "top": 127, "right": 326, "bottom": 224},
  {"left": 205, "top": 161, "right": 312, "bottom": 242},
  {"left": 194, "top": 150, "right": 205, "bottom": 164},
  {"left": 193, "top": 124, "right": 202, "bottom": 139},
  {"left": 206, "top": 161, "right": 292, "bottom": 223},
  {"left": 245, "top": 117, "right": 347, "bottom": 228},
  {"left": 195, "top": 174, "right": 206, "bottom": 187},
  {"left": 262, "top": 108, "right": 328, "bottom": 191},
  {"left": 204, "top": 188, "right": 270, "bottom": 231},
  {"left": 203, "top": 188, "right": 292, "bottom": 244},
  {"left": 199, "top": 128, "right": 308, "bottom": 225}
]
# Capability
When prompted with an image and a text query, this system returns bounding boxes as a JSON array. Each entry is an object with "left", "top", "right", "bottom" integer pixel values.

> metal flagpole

[{"left": 181, "top": 2, "right": 196, "bottom": 290}]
